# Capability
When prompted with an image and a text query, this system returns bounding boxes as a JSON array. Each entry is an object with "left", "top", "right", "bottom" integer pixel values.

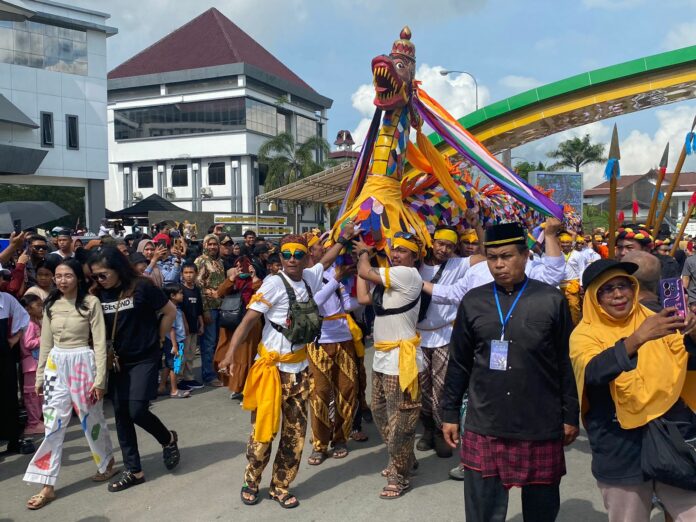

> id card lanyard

[{"left": 493, "top": 277, "right": 529, "bottom": 341}]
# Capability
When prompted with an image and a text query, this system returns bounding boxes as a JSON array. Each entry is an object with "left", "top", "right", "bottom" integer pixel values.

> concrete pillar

[{"left": 87, "top": 179, "right": 105, "bottom": 231}]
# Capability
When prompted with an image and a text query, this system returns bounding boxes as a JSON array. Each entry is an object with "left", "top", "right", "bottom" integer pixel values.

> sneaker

[
  {"left": 229, "top": 392, "right": 243, "bottom": 401},
  {"left": 162, "top": 430, "right": 180, "bottom": 470},
  {"left": 180, "top": 379, "right": 204, "bottom": 390},
  {"left": 205, "top": 379, "right": 224, "bottom": 387},
  {"left": 449, "top": 464, "right": 466, "bottom": 481}
]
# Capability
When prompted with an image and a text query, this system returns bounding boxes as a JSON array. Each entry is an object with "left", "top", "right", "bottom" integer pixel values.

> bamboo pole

[
  {"left": 645, "top": 143, "right": 669, "bottom": 229},
  {"left": 671, "top": 193, "right": 696, "bottom": 256},
  {"left": 608, "top": 175, "right": 618, "bottom": 258},
  {"left": 653, "top": 116, "right": 696, "bottom": 237}
]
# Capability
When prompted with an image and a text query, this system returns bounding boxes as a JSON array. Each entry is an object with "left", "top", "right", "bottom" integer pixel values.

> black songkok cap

[{"left": 483, "top": 222, "right": 527, "bottom": 247}]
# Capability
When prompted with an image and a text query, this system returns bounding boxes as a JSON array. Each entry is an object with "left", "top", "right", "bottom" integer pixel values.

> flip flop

[
  {"left": 27, "top": 493, "right": 56, "bottom": 510},
  {"left": 332, "top": 444, "right": 349, "bottom": 459},
  {"left": 350, "top": 430, "right": 368, "bottom": 442},
  {"left": 170, "top": 390, "right": 190, "bottom": 398},
  {"left": 307, "top": 450, "right": 328, "bottom": 465},
  {"left": 91, "top": 462, "right": 119, "bottom": 482},
  {"left": 379, "top": 482, "right": 411, "bottom": 500}
]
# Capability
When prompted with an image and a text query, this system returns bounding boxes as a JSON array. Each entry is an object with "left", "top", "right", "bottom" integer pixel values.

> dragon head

[{"left": 371, "top": 26, "right": 416, "bottom": 111}]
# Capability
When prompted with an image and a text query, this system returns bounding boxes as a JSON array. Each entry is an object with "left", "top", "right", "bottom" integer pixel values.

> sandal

[
  {"left": 332, "top": 443, "right": 349, "bottom": 459},
  {"left": 270, "top": 492, "right": 299, "bottom": 509},
  {"left": 307, "top": 450, "right": 328, "bottom": 465},
  {"left": 91, "top": 459, "right": 118, "bottom": 482},
  {"left": 162, "top": 430, "right": 180, "bottom": 470},
  {"left": 379, "top": 481, "right": 411, "bottom": 500},
  {"left": 169, "top": 390, "right": 190, "bottom": 399},
  {"left": 350, "top": 430, "right": 368, "bottom": 442},
  {"left": 26, "top": 493, "right": 56, "bottom": 510},
  {"left": 108, "top": 470, "right": 145, "bottom": 492},
  {"left": 240, "top": 483, "right": 260, "bottom": 506}
]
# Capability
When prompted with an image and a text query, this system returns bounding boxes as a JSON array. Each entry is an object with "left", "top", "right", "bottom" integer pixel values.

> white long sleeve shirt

[
  {"left": 314, "top": 267, "right": 353, "bottom": 344},
  {"left": 430, "top": 255, "right": 566, "bottom": 306}
]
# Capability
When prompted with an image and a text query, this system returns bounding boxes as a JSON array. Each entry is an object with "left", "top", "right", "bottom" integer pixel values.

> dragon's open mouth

[{"left": 371, "top": 56, "right": 408, "bottom": 110}]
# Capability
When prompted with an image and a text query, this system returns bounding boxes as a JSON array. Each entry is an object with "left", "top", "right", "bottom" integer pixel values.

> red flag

[
  {"left": 690, "top": 192, "right": 696, "bottom": 207},
  {"left": 618, "top": 211, "right": 625, "bottom": 224},
  {"left": 632, "top": 200, "right": 639, "bottom": 218}
]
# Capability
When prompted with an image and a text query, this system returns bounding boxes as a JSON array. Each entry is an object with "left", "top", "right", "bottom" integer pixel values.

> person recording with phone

[{"left": 23, "top": 258, "right": 115, "bottom": 510}]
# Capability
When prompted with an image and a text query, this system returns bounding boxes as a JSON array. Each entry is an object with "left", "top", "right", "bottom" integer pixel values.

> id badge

[{"left": 489, "top": 340, "right": 509, "bottom": 371}]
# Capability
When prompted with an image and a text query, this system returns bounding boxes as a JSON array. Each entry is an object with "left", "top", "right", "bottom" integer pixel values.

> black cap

[
  {"left": 483, "top": 222, "right": 526, "bottom": 247},
  {"left": 220, "top": 235, "right": 233, "bottom": 245},
  {"left": 582, "top": 259, "right": 638, "bottom": 289},
  {"left": 253, "top": 244, "right": 269, "bottom": 255}
]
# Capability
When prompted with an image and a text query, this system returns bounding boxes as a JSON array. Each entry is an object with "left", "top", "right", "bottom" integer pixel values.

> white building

[
  {"left": 105, "top": 8, "right": 332, "bottom": 227},
  {"left": 0, "top": 0, "right": 116, "bottom": 229}
]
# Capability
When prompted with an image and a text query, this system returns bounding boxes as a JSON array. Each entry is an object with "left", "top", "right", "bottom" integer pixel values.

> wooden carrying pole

[
  {"left": 653, "top": 115, "right": 696, "bottom": 237},
  {"left": 671, "top": 192, "right": 696, "bottom": 256},
  {"left": 645, "top": 143, "right": 669, "bottom": 229},
  {"left": 607, "top": 125, "right": 621, "bottom": 259}
]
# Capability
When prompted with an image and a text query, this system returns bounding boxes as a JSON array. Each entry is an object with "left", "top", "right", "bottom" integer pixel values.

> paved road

[{"left": 0, "top": 352, "right": 663, "bottom": 521}]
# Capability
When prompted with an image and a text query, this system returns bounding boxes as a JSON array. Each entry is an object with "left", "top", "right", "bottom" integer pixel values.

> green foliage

[
  {"left": 513, "top": 161, "right": 549, "bottom": 181},
  {"left": 546, "top": 134, "right": 606, "bottom": 172},
  {"left": 0, "top": 183, "right": 85, "bottom": 230},
  {"left": 583, "top": 204, "right": 609, "bottom": 231}
]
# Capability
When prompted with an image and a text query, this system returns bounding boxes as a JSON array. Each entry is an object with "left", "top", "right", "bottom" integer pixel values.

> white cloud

[
  {"left": 349, "top": 64, "right": 489, "bottom": 145},
  {"left": 516, "top": 104, "right": 696, "bottom": 190},
  {"left": 499, "top": 75, "right": 542, "bottom": 93},
  {"left": 663, "top": 20, "right": 696, "bottom": 51},
  {"left": 581, "top": 0, "right": 645, "bottom": 9}
]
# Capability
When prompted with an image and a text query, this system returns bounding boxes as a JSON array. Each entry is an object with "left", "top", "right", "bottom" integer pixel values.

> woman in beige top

[{"left": 23, "top": 258, "right": 116, "bottom": 510}]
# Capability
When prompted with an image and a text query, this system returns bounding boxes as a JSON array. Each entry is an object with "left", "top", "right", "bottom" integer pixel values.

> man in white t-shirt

[
  {"left": 219, "top": 226, "right": 356, "bottom": 509},
  {"left": 354, "top": 232, "right": 423, "bottom": 499}
]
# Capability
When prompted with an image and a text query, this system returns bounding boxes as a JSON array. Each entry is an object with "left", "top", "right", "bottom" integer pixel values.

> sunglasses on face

[
  {"left": 598, "top": 282, "right": 634, "bottom": 297},
  {"left": 394, "top": 231, "right": 415, "bottom": 240},
  {"left": 280, "top": 250, "right": 306, "bottom": 260},
  {"left": 90, "top": 272, "right": 110, "bottom": 282},
  {"left": 32, "top": 245, "right": 48, "bottom": 251}
]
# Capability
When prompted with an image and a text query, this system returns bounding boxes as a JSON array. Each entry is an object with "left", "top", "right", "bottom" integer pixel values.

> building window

[
  {"left": 296, "top": 115, "right": 318, "bottom": 144},
  {"left": 66, "top": 115, "right": 79, "bottom": 150},
  {"left": 246, "top": 98, "right": 276, "bottom": 136},
  {"left": 277, "top": 112, "right": 290, "bottom": 135},
  {"left": 114, "top": 98, "right": 246, "bottom": 140},
  {"left": 138, "top": 166, "right": 153, "bottom": 188},
  {"left": 171, "top": 165, "right": 188, "bottom": 187},
  {"left": 0, "top": 20, "right": 87, "bottom": 76},
  {"left": 208, "top": 162, "right": 225, "bottom": 185},
  {"left": 40, "top": 111, "right": 53, "bottom": 147}
]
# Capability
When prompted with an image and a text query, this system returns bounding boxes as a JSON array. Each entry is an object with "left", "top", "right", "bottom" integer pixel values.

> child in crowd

[
  {"left": 178, "top": 263, "right": 204, "bottom": 390},
  {"left": 19, "top": 294, "right": 44, "bottom": 435},
  {"left": 162, "top": 283, "right": 190, "bottom": 398},
  {"left": 267, "top": 253, "right": 282, "bottom": 276}
]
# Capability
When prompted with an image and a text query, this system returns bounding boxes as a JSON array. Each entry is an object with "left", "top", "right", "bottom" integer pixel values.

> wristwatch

[
  {"left": 358, "top": 249, "right": 369, "bottom": 257},
  {"left": 337, "top": 236, "right": 350, "bottom": 246}
]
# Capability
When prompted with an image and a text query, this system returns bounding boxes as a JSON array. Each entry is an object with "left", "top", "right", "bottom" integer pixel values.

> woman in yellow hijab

[{"left": 570, "top": 259, "right": 696, "bottom": 521}]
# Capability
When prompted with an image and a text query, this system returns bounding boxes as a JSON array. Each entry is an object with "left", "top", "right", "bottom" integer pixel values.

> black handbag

[
  {"left": 219, "top": 292, "right": 245, "bottom": 330},
  {"left": 641, "top": 416, "right": 696, "bottom": 491}
]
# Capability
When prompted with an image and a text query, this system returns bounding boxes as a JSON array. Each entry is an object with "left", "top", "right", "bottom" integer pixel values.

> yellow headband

[
  {"left": 433, "top": 229, "right": 458, "bottom": 245},
  {"left": 459, "top": 230, "right": 478, "bottom": 243},
  {"left": 307, "top": 236, "right": 319, "bottom": 248},
  {"left": 559, "top": 233, "right": 573, "bottom": 242},
  {"left": 393, "top": 237, "right": 419, "bottom": 253},
  {"left": 280, "top": 242, "right": 308, "bottom": 254}
]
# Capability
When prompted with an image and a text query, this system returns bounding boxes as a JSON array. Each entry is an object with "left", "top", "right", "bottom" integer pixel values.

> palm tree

[
  {"left": 257, "top": 131, "right": 330, "bottom": 192},
  {"left": 546, "top": 134, "right": 606, "bottom": 172}
]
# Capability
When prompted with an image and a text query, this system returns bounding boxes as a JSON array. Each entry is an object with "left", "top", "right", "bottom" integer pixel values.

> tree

[
  {"left": 257, "top": 132, "right": 330, "bottom": 192},
  {"left": 0, "top": 183, "right": 85, "bottom": 230},
  {"left": 583, "top": 204, "right": 609, "bottom": 231},
  {"left": 513, "top": 161, "right": 549, "bottom": 180},
  {"left": 546, "top": 134, "right": 606, "bottom": 172}
]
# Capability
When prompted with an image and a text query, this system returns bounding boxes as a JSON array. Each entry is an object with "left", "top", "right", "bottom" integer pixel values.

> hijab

[
  {"left": 570, "top": 268, "right": 695, "bottom": 429},
  {"left": 136, "top": 239, "right": 163, "bottom": 288}
]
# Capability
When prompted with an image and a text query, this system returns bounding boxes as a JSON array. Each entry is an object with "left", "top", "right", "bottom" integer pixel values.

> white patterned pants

[{"left": 24, "top": 347, "right": 114, "bottom": 486}]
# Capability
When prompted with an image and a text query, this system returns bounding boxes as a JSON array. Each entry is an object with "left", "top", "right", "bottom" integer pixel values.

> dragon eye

[{"left": 396, "top": 62, "right": 405, "bottom": 69}]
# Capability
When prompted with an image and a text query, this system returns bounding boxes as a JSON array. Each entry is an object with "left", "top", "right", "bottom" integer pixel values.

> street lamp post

[{"left": 440, "top": 69, "right": 479, "bottom": 111}]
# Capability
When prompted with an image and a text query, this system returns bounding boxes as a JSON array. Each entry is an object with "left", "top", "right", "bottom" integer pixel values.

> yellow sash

[
  {"left": 373, "top": 334, "right": 421, "bottom": 400},
  {"left": 560, "top": 279, "right": 581, "bottom": 294},
  {"left": 242, "top": 343, "right": 307, "bottom": 443},
  {"left": 323, "top": 313, "right": 365, "bottom": 357}
]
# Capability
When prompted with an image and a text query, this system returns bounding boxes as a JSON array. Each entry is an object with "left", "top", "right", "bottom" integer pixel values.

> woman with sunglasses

[
  {"left": 24, "top": 258, "right": 116, "bottom": 510},
  {"left": 570, "top": 259, "right": 696, "bottom": 521},
  {"left": 219, "top": 225, "right": 356, "bottom": 509},
  {"left": 88, "top": 247, "right": 180, "bottom": 492}
]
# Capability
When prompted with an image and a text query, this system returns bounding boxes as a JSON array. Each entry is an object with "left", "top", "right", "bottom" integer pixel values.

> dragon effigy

[{"left": 330, "top": 27, "right": 563, "bottom": 263}]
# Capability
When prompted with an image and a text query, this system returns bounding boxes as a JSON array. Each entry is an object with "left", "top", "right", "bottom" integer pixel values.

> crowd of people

[{"left": 0, "top": 216, "right": 694, "bottom": 520}]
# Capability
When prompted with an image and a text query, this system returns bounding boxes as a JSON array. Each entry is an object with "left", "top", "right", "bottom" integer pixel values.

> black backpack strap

[
  {"left": 323, "top": 277, "right": 342, "bottom": 302},
  {"left": 373, "top": 285, "right": 421, "bottom": 316},
  {"left": 430, "top": 258, "right": 449, "bottom": 285},
  {"left": 418, "top": 259, "right": 449, "bottom": 323}
]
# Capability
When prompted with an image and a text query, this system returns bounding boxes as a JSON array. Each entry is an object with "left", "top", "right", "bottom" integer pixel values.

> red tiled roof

[
  {"left": 108, "top": 8, "right": 314, "bottom": 92},
  {"left": 584, "top": 172, "right": 696, "bottom": 197}
]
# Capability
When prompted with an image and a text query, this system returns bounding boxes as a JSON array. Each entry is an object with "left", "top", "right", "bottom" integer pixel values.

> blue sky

[{"left": 91, "top": 0, "right": 696, "bottom": 187}]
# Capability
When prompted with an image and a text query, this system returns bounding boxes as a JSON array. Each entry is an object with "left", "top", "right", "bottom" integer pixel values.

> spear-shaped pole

[
  {"left": 631, "top": 185, "right": 638, "bottom": 223},
  {"left": 671, "top": 192, "right": 696, "bottom": 256},
  {"left": 607, "top": 124, "right": 621, "bottom": 259},
  {"left": 645, "top": 143, "right": 669, "bottom": 229},
  {"left": 653, "top": 115, "right": 696, "bottom": 237}
]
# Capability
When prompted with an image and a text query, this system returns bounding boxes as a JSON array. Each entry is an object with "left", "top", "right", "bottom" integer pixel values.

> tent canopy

[
  {"left": 256, "top": 161, "right": 356, "bottom": 205},
  {"left": 107, "top": 194, "right": 182, "bottom": 218}
]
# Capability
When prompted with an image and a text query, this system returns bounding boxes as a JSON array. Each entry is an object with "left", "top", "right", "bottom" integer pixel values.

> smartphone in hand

[{"left": 659, "top": 278, "right": 687, "bottom": 319}]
